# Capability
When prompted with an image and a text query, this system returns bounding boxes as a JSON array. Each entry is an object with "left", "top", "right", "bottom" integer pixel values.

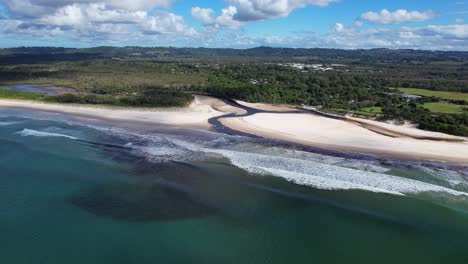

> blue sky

[{"left": 0, "top": 0, "right": 467, "bottom": 50}]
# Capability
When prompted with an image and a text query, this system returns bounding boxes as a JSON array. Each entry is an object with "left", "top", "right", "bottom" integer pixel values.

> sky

[{"left": 0, "top": 0, "right": 467, "bottom": 50}]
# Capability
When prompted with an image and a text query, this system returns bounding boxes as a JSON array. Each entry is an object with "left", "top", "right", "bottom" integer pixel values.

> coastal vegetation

[
  {"left": 399, "top": 88, "right": 468, "bottom": 102},
  {"left": 0, "top": 85, "right": 193, "bottom": 108},
  {"left": 53, "top": 87, "right": 194, "bottom": 107},
  {"left": 0, "top": 46, "right": 467, "bottom": 136}
]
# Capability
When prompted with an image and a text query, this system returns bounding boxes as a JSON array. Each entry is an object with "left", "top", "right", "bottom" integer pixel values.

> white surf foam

[
  {"left": 223, "top": 144, "right": 391, "bottom": 174},
  {"left": 210, "top": 149, "right": 468, "bottom": 197},
  {"left": 0, "top": 121, "right": 19, "bottom": 126},
  {"left": 15, "top": 129, "right": 78, "bottom": 140},
  {"left": 136, "top": 136, "right": 465, "bottom": 197},
  {"left": 259, "top": 167, "right": 403, "bottom": 196},
  {"left": 59, "top": 122, "right": 468, "bottom": 197}
]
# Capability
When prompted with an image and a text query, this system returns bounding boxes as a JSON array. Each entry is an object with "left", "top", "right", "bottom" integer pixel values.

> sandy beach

[
  {"left": 220, "top": 113, "right": 468, "bottom": 164},
  {"left": 0, "top": 95, "right": 225, "bottom": 129},
  {"left": 1, "top": 96, "right": 467, "bottom": 164}
]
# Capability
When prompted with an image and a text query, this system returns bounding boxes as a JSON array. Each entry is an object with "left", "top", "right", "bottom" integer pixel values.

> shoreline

[
  {"left": 1, "top": 96, "right": 467, "bottom": 165},
  {"left": 0, "top": 96, "right": 225, "bottom": 130}
]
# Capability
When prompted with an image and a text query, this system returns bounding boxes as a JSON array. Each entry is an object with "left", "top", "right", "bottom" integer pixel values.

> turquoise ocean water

[{"left": 1, "top": 108, "right": 468, "bottom": 264}]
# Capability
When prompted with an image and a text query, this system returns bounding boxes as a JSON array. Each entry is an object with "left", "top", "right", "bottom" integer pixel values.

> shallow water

[
  {"left": 0, "top": 84, "right": 77, "bottom": 96},
  {"left": 1, "top": 108, "right": 468, "bottom": 264}
]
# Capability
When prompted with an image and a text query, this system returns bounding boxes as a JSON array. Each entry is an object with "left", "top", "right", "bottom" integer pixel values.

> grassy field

[
  {"left": 399, "top": 88, "right": 468, "bottom": 101},
  {"left": 325, "top": 107, "right": 382, "bottom": 117},
  {"left": 358, "top": 107, "right": 383, "bottom": 115},
  {"left": 422, "top": 102, "right": 467, "bottom": 114},
  {"left": 0, "top": 89, "right": 47, "bottom": 101}
]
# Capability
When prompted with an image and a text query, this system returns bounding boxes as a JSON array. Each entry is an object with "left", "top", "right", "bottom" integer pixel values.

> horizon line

[{"left": 1, "top": 45, "right": 467, "bottom": 53}]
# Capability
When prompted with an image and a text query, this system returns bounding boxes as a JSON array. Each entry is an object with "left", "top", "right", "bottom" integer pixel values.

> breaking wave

[
  {"left": 15, "top": 129, "right": 78, "bottom": 140},
  {"left": 195, "top": 148, "right": 468, "bottom": 196},
  {"left": 88, "top": 125, "right": 468, "bottom": 198},
  {"left": 17, "top": 114, "right": 466, "bottom": 198}
]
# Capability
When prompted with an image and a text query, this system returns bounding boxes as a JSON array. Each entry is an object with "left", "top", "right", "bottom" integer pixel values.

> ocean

[{"left": 1, "top": 108, "right": 468, "bottom": 264}]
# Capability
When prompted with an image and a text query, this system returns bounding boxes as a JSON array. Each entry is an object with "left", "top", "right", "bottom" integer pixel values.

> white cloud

[
  {"left": 225, "top": 0, "right": 338, "bottom": 22},
  {"left": 333, "top": 23, "right": 344, "bottom": 32},
  {"left": 455, "top": 18, "right": 465, "bottom": 23},
  {"left": 425, "top": 24, "right": 468, "bottom": 38},
  {"left": 140, "top": 12, "right": 186, "bottom": 34},
  {"left": 354, "top": 20, "right": 364, "bottom": 27},
  {"left": 199, "top": 23, "right": 468, "bottom": 50},
  {"left": 39, "top": 4, "right": 86, "bottom": 27},
  {"left": 1, "top": 0, "right": 190, "bottom": 42},
  {"left": 360, "top": 9, "right": 437, "bottom": 24},
  {"left": 215, "top": 6, "right": 245, "bottom": 29},
  {"left": 191, "top": 7, "right": 215, "bottom": 24},
  {"left": 0, "top": 0, "right": 467, "bottom": 50},
  {"left": 3, "top": 0, "right": 175, "bottom": 18},
  {"left": 2, "top": 0, "right": 49, "bottom": 18},
  {"left": 39, "top": 3, "right": 147, "bottom": 27},
  {"left": 191, "top": 6, "right": 245, "bottom": 29},
  {"left": 319, "top": 23, "right": 468, "bottom": 50},
  {"left": 0, "top": 19, "right": 64, "bottom": 37},
  {"left": 192, "top": 0, "right": 339, "bottom": 29}
]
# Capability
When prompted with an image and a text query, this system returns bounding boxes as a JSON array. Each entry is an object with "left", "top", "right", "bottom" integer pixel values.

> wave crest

[
  {"left": 15, "top": 129, "right": 78, "bottom": 140},
  {"left": 62, "top": 122, "right": 468, "bottom": 197}
]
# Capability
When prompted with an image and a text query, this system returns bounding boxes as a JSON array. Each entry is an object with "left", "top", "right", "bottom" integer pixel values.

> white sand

[
  {"left": 220, "top": 113, "right": 468, "bottom": 164},
  {"left": 0, "top": 95, "right": 225, "bottom": 129}
]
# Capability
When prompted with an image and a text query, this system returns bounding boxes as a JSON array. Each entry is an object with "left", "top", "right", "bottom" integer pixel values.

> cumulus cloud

[
  {"left": 140, "top": 12, "right": 186, "bottom": 34},
  {"left": 354, "top": 20, "right": 364, "bottom": 27},
  {"left": 226, "top": 0, "right": 338, "bottom": 21},
  {"left": 192, "top": 0, "right": 339, "bottom": 29},
  {"left": 3, "top": 0, "right": 175, "bottom": 18},
  {"left": 0, "top": 0, "right": 191, "bottom": 42},
  {"left": 214, "top": 6, "right": 246, "bottom": 28},
  {"left": 39, "top": 3, "right": 146, "bottom": 27},
  {"left": 316, "top": 23, "right": 468, "bottom": 50},
  {"left": 424, "top": 24, "right": 468, "bottom": 38},
  {"left": 0, "top": 0, "right": 467, "bottom": 50},
  {"left": 191, "top": 7, "right": 215, "bottom": 24},
  {"left": 360, "top": 9, "right": 437, "bottom": 24},
  {"left": 194, "top": 23, "right": 468, "bottom": 50},
  {"left": 191, "top": 6, "right": 245, "bottom": 29},
  {"left": 0, "top": 19, "right": 64, "bottom": 36},
  {"left": 149, "top": 22, "right": 468, "bottom": 51}
]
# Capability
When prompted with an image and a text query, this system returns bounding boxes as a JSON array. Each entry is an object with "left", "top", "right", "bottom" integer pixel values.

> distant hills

[{"left": 1, "top": 46, "right": 468, "bottom": 64}]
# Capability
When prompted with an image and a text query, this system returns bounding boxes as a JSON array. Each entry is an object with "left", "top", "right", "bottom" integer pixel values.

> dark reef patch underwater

[
  {"left": 68, "top": 182, "right": 216, "bottom": 222},
  {"left": 1, "top": 108, "right": 468, "bottom": 264}
]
